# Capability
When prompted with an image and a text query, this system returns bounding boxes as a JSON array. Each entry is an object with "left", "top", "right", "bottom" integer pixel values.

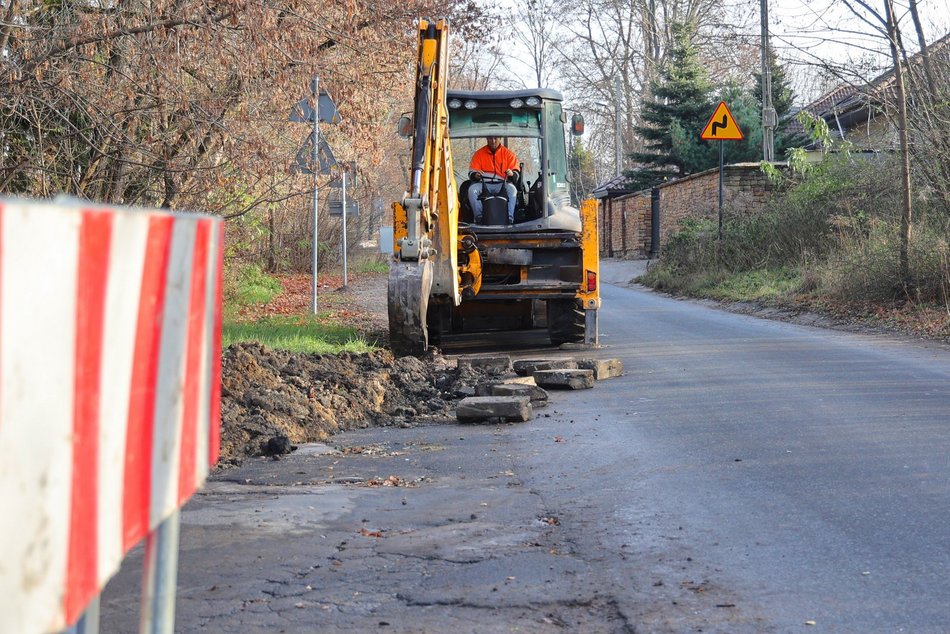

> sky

[
  {"left": 768, "top": 0, "right": 950, "bottom": 100},
  {"left": 496, "top": 0, "right": 950, "bottom": 105}
]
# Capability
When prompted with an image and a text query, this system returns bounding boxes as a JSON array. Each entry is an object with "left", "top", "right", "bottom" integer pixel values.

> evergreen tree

[
  {"left": 628, "top": 21, "right": 714, "bottom": 189},
  {"left": 753, "top": 50, "right": 802, "bottom": 155},
  {"left": 717, "top": 82, "right": 765, "bottom": 165}
]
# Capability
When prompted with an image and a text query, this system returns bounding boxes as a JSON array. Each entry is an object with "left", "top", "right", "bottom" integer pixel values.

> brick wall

[
  {"left": 599, "top": 162, "right": 781, "bottom": 258},
  {"left": 599, "top": 191, "right": 650, "bottom": 258}
]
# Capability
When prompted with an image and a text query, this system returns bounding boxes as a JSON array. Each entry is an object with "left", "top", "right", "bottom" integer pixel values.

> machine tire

[{"left": 546, "top": 299, "right": 585, "bottom": 345}]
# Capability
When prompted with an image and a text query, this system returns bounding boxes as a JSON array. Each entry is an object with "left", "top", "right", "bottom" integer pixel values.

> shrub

[
  {"left": 224, "top": 263, "right": 282, "bottom": 313},
  {"left": 644, "top": 150, "right": 950, "bottom": 314}
]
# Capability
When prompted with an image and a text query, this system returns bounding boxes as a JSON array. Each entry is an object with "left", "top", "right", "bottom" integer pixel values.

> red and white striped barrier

[{"left": 0, "top": 198, "right": 224, "bottom": 633}]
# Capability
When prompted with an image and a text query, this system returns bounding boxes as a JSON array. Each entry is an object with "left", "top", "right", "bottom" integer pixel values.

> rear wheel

[{"left": 546, "top": 299, "right": 584, "bottom": 345}]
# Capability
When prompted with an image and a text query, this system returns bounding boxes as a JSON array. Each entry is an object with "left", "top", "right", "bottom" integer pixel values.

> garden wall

[{"left": 599, "top": 162, "right": 780, "bottom": 258}]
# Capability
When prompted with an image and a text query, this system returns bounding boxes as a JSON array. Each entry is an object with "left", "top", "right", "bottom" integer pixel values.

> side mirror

[
  {"left": 571, "top": 113, "right": 585, "bottom": 136},
  {"left": 397, "top": 115, "right": 413, "bottom": 138}
]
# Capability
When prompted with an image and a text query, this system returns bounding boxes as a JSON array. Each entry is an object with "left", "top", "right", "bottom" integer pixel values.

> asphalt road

[{"left": 101, "top": 277, "right": 950, "bottom": 633}]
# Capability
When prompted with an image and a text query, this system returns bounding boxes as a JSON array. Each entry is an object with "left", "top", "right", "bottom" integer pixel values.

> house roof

[
  {"left": 800, "top": 30, "right": 950, "bottom": 129},
  {"left": 591, "top": 173, "right": 639, "bottom": 199}
]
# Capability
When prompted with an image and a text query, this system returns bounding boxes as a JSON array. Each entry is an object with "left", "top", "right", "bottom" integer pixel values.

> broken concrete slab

[
  {"left": 456, "top": 396, "right": 532, "bottom": 423},
  {"left": 533, "top": 369, "right": 595, "bottom": 390},
  {"left": 457, "top": 355, "right": 512, "bottom": 373},
  {"left": 491, "top": 383, "right": 549, "bottom": 407},
  {"left": 474, "top": 374, "right": 537, "bottom": 397},
  {"left": 500, "top": 375, "right": 537, "bottom": 386},
  {"left": 577, "top": 358, "right": 624, "bottom": 380},
  {"left": 512, "top": 359, "right": 578, "bottom": 376}
]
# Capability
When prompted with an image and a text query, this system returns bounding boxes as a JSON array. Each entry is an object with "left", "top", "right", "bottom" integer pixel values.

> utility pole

[
  {"left": 760, "top": 0, "right": 776, "bottom": 162},
  {"left": 613, "top": 75, "right": 623, "bottom": 176}
]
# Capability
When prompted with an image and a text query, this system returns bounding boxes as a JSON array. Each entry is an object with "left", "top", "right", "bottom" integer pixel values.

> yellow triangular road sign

[{"left": 701, "top": 101, "right": 744, "bottom": 141}]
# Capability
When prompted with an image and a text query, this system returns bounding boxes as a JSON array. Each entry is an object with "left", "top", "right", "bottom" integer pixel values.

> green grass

[
  {"left": 643, "top": 264, "right": 804, "bottom": 303},
  {"left": 704, "top": 268, "right": 804, "bottom": 302},
  {"left": 352, "top": 259, "right": 390, "bottom": 274},
  {"left": 223, "top": 315, "right": 375, "bottom": 354}
]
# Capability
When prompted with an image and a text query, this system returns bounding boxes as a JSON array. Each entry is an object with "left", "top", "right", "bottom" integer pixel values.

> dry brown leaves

[
  {"left": 339, "top": 444, "right": 403, "bottom": 457},
  {"left": 358, "top": 527, "right": 384, "bottom": 538},
  {"left": 236, "top": 272, "right": 386, "bottom": 338},
  {"left": 363, "top": 475, "right": 422, "bottom": 488}
]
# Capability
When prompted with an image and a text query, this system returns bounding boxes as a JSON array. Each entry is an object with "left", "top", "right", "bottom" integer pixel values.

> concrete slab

[
  {"left": 457, "top": 355, "right": 512, "bottom": 373},
  {"left": 533, "top": 369, "right": 595, "bottom": 390},
  {"left": 491, "top": 383, "right": 549, "bottom": 407},
  {"left": 474, "top": 375, "right": 537, "bottom": 397},
  {"left": 456, "top": 396, "right": 532, "bottom": 423},
  {"left": 513, "top": 359, "right": 578, "bottom": 376},
  {"left": 293, "top": 443, "right": 341, "bottom": 456},
  {"left": 577, "top": 358, "right": 625, "bottom": 380}
]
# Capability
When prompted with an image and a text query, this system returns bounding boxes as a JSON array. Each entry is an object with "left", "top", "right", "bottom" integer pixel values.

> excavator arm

[{"left": 388, "top": 19, "right": 463, "bottom": 355}]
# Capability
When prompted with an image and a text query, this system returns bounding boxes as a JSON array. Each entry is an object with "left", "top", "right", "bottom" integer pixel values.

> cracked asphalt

[
  {"left": 100, "top": 421, "right": 646, "bottom": 633},
  {"left": 100, "top": 265, "right": 950, "bottom": 633}
]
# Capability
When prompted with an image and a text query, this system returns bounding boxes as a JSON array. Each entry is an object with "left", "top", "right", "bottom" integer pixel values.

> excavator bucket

[{"left": 387, "top": 259, "right": 433, "bottom": 356}]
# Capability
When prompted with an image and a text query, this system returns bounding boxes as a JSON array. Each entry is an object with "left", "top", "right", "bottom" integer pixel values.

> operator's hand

[
  {"left": 470, "top": 172, "right": 482, "bottom": 182},
  {"left": 505, "top": 169, "right": 514, "bottom": 178}
]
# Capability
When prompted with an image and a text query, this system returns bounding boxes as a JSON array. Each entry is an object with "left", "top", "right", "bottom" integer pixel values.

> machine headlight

[
  {"left": 510, "top": 98, "right": 524, "bottom": 108},
  {"left": 464, "top": 100, "right": 477, "bottom": 110},
  {"left": 526, "top": 96, "right": 541, "bottom": 106},
  {"left": 448, "top": 98, "right": 462, "bottom": 109}
]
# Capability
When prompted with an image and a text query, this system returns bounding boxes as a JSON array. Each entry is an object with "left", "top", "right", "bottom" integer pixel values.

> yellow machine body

[{"left": 388, "top": 19, "right": 600, "bottom": 354}]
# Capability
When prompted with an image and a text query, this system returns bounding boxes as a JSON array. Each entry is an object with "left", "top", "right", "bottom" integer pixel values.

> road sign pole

[
  {"left": 311, "top": 76, "right": 320, "bottom": 314},
  {"left": 718, "top": 140, "right": 724, "bottom": 240},
  {"left": 341, "top": 168, "right": 348, "bottom": 288}
]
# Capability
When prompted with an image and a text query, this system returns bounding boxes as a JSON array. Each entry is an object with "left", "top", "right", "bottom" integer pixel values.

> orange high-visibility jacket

[{"left": 469, "top": 144, "right": 519, "bottom": 180}]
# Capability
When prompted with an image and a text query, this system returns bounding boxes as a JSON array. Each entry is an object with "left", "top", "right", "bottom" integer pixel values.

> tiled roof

[
  {"left": 801, "top": 30, "right": 950, "bottom": 120},
  {"left": 591, "top": 173, "right": 639, "bottom": 198}
]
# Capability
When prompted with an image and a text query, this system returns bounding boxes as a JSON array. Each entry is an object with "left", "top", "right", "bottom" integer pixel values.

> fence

[{"left": 0, "top": 197, "right": 223, "bottom": 634}]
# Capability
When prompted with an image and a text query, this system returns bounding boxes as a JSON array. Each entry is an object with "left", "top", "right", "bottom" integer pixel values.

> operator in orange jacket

[{"left": 467, "top": 136, "right": 519, "bottom": 224}]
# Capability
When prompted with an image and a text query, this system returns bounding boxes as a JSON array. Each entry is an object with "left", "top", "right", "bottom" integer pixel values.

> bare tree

[
  {"left": 510, "top": 0, "right": 563, "bottom": 88},
  {"left": 555, "top": 0, "right": 749, "bottom": 181},
  {"left": 880, "top": 0, "right": 914, "bottom": 281}
]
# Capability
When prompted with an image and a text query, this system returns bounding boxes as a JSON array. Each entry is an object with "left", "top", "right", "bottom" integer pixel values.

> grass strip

[{"left": 223, "top": 315, "right": 375, "bottom": 354}]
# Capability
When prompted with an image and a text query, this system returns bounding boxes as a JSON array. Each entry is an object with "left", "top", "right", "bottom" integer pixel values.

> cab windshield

[
  {"left": 450, "top": 136, "right": 542, "bottom": 190},
  {"left": 448, "top": 109, "right": 541, "bottom": 138}
]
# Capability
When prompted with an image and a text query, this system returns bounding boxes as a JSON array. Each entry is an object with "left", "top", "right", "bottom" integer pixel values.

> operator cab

[{"left": 447, "top": 89, "right": 583, "bottom": 233}]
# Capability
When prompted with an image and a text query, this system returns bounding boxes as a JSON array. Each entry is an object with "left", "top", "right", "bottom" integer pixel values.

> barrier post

[
  {"left": 66, "top": 598, "right": 100, "bottom": 634},
  {"left": 139, "top": 510, "right": 182, "bottom": 634}
]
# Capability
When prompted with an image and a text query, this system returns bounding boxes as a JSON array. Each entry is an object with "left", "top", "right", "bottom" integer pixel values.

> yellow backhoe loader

[{"left": 388, "top": 19, "right": 600, "bottom": 355}]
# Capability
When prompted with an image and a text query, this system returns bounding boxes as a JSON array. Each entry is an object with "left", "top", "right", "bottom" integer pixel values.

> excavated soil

[{"left": 219, "top": 342, "right": 509, "bottom": 466}]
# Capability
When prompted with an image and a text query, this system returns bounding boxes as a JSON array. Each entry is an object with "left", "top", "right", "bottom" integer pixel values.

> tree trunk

[
  {"left": 884, "top": 0, "right": 913, "bottom": 287},
  {"left": 906, "top": 0, "right": 950, "bottom": 216},
  {"left": 268, "top": 206, "right": 276, "bottom": 272}
]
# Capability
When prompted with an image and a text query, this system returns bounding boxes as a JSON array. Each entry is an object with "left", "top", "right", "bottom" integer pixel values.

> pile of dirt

[{"left": 219, "top": 342, "right": 506, "bottom": 465}]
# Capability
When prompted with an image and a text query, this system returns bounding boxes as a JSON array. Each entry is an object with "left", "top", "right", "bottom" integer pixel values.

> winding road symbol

[
  {"left": 701, "top": 101, "right": 743, "bottom": 141},
  {"left": 711, "top": 114, "right": 728, "bottom": 136}
]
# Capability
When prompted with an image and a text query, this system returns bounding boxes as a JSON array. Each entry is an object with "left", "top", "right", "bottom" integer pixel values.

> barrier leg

[
  {"left": 64, "top": 596, "right": 100, "bottom": 634},
  {"left": 139, "top": 510, "right": 181, "bottom": 634}
]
